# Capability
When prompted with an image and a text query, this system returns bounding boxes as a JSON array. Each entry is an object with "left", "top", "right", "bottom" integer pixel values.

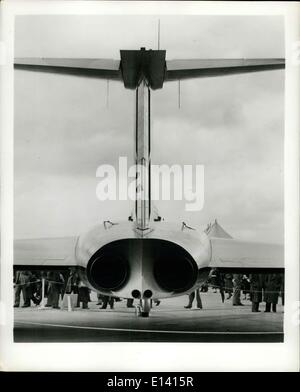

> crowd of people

[
  {"left": 14, "top": 268, "right": 284, "bottom": 313},
  {"left": 14, "top": 269, "right": 92, "bottom": 310},
  {"left": 186, "top": 269, "right": 284, "bottom": 312},
  {"left": 13, "top": 268, "right": 153, "bottom": 311}
]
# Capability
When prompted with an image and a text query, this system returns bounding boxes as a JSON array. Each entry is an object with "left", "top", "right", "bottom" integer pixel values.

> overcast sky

[{"left": 14, "top": 15, "right": 284, "bottom": 243}]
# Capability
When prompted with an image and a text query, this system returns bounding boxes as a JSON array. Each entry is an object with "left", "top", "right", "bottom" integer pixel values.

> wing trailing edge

[
  {"left": 14, "top": 237, "right": 78, "bottom": 270},
  {"left": 165, "top": 58, "right": 285, "bottom": 81},
  {"left": 209, "top": 237, "right": 284, "bottom": 272},
  {"left": 14, "top": 58, "right": 122, "bottom": 80}
]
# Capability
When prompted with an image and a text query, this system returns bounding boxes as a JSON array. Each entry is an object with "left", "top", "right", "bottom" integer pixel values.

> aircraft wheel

[{"left": 140, "top": 298, "right": 151, "bottom": 317}]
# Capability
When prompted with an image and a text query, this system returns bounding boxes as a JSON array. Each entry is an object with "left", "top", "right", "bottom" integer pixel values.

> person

[
  {"left": 30, "top": 271, "right": 42, "bottom": 306},
  {"left": 46, "top": 271, "right": 65, "bottom": 309},
  {"left": 14, "top": 270, "right": 33, "bottom": 308},
  {"left": 64, "top": 269, "right": 80, "bottom": 308},
  {"left": 232, "top": 274, "right": 244, "bottom": 306},
  {"left": 100, "top": 295, "right": 114, "bottom": 309},
  {"left": 209, "top": 268, "right": 218, "bottom": 293},
  {"left": 215, "top": 270, "right": 225, "bottom": 303},
  {"left": 77, "top": 280, "right": 91, "bottom": 309},
  {"left": 97, "top": 293, "right": 104, "bottom": 306},
  {"left": 224, "top": 273, "right": 233, "bottom": 299},
  {"left": 184, "top": 289, "right": 202, "bottom": 309},
  {"left": 65, "top": 268, "right": 79, "bottom": 294},
  {"left": 127, "top": 298, "right": 134, "bottom": 308},
  {"left": 263, "top": 274, "right": 283, "bottom": 313},
  {"left": 241, "top": 274, "right": 251, "bottom": 300},
  {"left": 249, "top": 274, "right": 263, "bottom": 312}
]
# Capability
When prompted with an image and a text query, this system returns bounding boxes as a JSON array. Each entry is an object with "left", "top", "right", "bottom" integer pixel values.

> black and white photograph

[{"left": 0, "top": 1, "right": 299, "bottom": 372}]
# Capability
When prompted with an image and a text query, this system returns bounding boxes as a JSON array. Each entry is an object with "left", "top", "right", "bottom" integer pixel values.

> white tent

[{"left": 205, "top": 219, "right": 233, "bottom": 239}]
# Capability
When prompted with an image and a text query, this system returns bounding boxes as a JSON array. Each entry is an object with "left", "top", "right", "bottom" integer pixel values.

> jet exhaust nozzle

[
  {"left": 143, "top": 289, "right": 153, "bottom": 299},
  {"left": 132, "top": 289, "right": 141, "bottom": 299},
  {"left": 153, "top": 255, "right": 198, "bottom": 293},
  {"left": 86, "top": 238, "right": 198, "bottom": 296},
  {"left": 87, "top": 251, "right": 129, "bottom": 291}
]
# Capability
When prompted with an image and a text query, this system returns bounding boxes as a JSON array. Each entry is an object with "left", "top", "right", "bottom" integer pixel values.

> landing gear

[
  {"left": 130, "top": 289, "right": 154, "bottom": 317},
  {"left": 140, "top": 298, "right": 151, "bottom": 317},
  {"left": 135, "top": 298, "right": 151, "bottom": 317}
]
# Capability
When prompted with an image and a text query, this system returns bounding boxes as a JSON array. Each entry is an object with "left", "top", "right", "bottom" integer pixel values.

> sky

[{"left": 14, "top": 15, "right": 284, "bottom": 243}]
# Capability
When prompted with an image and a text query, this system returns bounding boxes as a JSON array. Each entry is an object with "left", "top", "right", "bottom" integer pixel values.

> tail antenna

[
  {"left": 178, "top": 79, "right": 181, "bottom": 109},
  {"left": 106, "top": 79, "right": 109, "bottom": 109}
]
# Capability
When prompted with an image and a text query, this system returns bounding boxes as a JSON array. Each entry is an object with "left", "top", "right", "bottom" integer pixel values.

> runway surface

[{"left": 14, "top": 291, "right": 284, "bottom": 343}]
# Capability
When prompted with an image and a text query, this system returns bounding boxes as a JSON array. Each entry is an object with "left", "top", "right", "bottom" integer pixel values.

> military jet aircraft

[{"left": 14, "top": 48, "right": 284, "bottom": 316}]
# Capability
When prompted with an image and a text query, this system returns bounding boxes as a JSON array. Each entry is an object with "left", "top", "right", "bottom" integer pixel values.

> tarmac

[{"left": 14, "top": 290, "right": 284, "bottom": 343}]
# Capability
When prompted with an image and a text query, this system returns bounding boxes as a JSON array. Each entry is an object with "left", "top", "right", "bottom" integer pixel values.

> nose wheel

[
  {"left": 141, "top": 298, "right": 151, "bottom": 317},
  {"left": 135, "top": 298, "right": 151, "bottom": 317}
]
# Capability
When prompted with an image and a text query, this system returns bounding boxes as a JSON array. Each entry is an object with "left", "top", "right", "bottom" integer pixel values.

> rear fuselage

[{"left": 75, "top": 221, "right": 211, "bottom": 300}]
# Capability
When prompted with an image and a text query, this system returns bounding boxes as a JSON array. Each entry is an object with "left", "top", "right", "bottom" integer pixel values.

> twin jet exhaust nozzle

[{"left": 131, "top": 289, "right": 153, "bottom": 299}]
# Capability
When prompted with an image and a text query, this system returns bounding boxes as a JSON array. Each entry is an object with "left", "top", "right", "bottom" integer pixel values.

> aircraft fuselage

[{"left": 76, "top": 221, "right": 211, "bottom": 300}]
